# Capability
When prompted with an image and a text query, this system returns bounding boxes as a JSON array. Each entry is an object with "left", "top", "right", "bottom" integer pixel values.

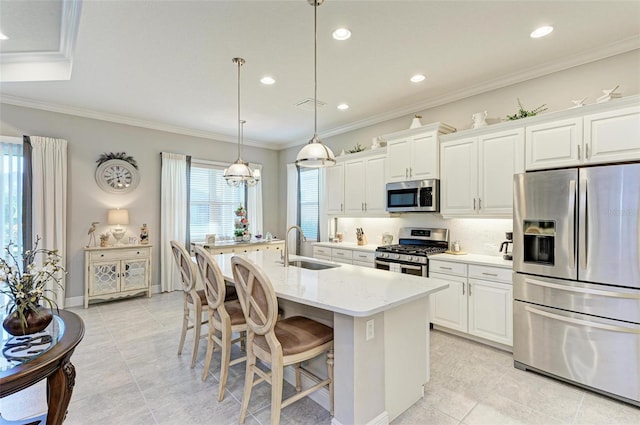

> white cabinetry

[
  {"left": 525, "top": 103, "right": 640, "bottom": 170},
  {"left": 429, "top": 259, "right": 512, "bottom": 347},
  {"left": 326, "top": 163, "right": 345, "bottom": 215},
  {"left": 384, "top": 122, "right": 456, "bottom": 183},
  {"left": 197, "top": 240, "right": 284, "bottom": 255},
  {"left": 313, "top": 245, "right": 375, "bottom": 268},
  {"left": 440, "top": 128, "right": 524, "bottom": 217},
  {"left": 84, "top": 245, "right": 152, "bottom": 308},
  {"left": 344, "top": 154, "right": 386, "bottom": 215}
]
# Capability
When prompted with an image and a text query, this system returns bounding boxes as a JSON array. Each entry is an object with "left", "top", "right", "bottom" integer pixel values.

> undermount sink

[{"left": 281, "top": 260, "right": 341, "bottom": 270}]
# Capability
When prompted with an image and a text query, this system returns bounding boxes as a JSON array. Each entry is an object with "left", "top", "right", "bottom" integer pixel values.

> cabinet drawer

[
  {"left": 313, "top": 246, "right": 331, "bottom": 257},
  {"left": 429, "top": 260, "right": 467, "bottom": 277},
  {"left": 90, "top": 248, "right": 149, "bottom": 261},
  {"left": 468, "top": 265, "right": 512, "bottom": 284},
  {"left": 352, "top": 251, "right": 374, "bottom": 263},
  {"left": 332, "top": 248, "right": 353, "bottom": 260}
]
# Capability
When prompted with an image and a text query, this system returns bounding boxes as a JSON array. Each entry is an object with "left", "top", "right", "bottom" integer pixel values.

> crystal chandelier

[
  {"left": 295, "top": 0, "right": 336, "bottom": 168},
  {"left": 224, "top": 57, "right": 259, "bottom": 187}
]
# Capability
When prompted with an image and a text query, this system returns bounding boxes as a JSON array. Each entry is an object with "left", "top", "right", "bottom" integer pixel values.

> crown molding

[
  {"left": 0, "top": 94, "right": 278, "bottom": 150},
  {"left": 281, "top": 36, "right": 640, "bottom": 150}
]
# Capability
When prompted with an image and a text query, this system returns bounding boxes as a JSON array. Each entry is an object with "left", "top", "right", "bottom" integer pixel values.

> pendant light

[
  {"left": 224, "top": 57, "right": 259, "bottom": 187},
  {"left": 295, "top": 0, "right": 336, "bottom": 168}
]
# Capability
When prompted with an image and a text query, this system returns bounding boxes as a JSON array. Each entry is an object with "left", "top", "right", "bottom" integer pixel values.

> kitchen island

[{"left": 212, "top": 250, "right": 449, "bottom": 425}]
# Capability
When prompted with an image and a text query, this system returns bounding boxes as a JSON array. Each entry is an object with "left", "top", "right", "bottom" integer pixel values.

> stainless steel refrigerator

[{"left": 513, "top": 162, "right": 640, "bottom": 407}]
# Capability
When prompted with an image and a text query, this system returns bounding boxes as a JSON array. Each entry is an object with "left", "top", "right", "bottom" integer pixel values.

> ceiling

[{"left": 1, "top": 1, "right": 639, "bottom": 150}]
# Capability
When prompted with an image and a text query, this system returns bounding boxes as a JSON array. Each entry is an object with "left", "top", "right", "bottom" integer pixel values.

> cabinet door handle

[
  {"left": 468, "top": 283, "right": 472, "bottom": 296},
  {"left": 341, "top": 203, "right": 344, "bottom": 212},
  {"left": 478, "top": 198, "right": 482, "bottom": 210},
  {"left": 335, "top": 252, "right": 344, "bottom": 256},
  {"left": 577, "top": 145, "right": 581, "bottom": 160},
  {"left": 362, "top": 202, "right": 365, "bottom": 211},
  {"left": 364, "top": 202, "right": 367, "bottom": 211},
  {"left": 473, "top": 198, "right": 476, "bottom": 210},
  {"left": 405, "top": 168, "right": 408, "bottom": 178},
  {"left": 462, "top": 282, "right": 465, "bottom": 295},
  {"left": 439, "top": 266, "right": 453, "bottom": 270},
  {"left": 585, "top": 144, "right": 589, "bottom": 159},
  {"left": 482, "top": 272, "right": 498, "bottom": 277},
  {"left": 409, "top": 167, "right": 412, "bottom": 178}
]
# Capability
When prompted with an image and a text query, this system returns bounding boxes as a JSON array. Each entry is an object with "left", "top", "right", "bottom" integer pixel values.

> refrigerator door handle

[
  {"left": 579, "top": 178, "right": 588, "bottom": 270},
  {"left": 525, "top": 277, "right": 640, "bottom": 299},
  {"left": 569, "top": 180, "right": 576, "bottom": 268},
  {"left": 524, "top": 305, "right": 640, "bottom": 334}
]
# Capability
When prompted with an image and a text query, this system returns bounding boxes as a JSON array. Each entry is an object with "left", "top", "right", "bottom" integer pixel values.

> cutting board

[{"left": 444, "top": 250, "right": 468, "bottom": 255}]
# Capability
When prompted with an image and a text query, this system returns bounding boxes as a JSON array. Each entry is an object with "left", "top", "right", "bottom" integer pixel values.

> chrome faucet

[{"left": 284, "top": 225, "right": 306, "bottom": 267}]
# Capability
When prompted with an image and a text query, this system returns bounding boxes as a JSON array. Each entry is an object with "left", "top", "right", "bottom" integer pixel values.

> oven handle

[
  {"left": 525, "top": 277, "right": 640, "bottom": 299},
  {"left": 374, "top": 259, "right": 423, "bottom": 271},
  {"left": 524, "top": 305, "right": 640, "bottom": 334}
]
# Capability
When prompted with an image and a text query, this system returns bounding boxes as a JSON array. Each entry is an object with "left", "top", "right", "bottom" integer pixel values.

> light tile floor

[{"left": 4, "top": 292, "right": 639, "bottom": 424}]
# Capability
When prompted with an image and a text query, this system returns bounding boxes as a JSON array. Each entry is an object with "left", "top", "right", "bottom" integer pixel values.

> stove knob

[
  {"left": 383, "top": 253, "right": 389, "bottom": 258},
  {"left": 393, "top": 254, "right": 400, "bottom": 260},
  {"left": 408, "top": 256, "right": 414, "bottom": 262}
]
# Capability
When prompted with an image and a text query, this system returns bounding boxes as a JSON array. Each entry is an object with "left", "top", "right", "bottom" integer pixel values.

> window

[
  {"left": 0, "top": 138, "right": 24, "bottom": 258},
  {"left": 299, "top": 167, "right": 319, "bottom": 241},
  {"left": 190, "top": 162, "right": 246, "bottom": 242}
]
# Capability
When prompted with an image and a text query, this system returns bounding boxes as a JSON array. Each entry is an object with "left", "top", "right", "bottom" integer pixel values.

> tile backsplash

[{"left": 332, "top": 216, "right": 513, "bottom": 257}]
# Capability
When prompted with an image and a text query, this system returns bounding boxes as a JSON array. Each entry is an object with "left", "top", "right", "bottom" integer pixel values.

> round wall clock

[{"left": 95, "top": 159, "right": 140, "bottom": 193}]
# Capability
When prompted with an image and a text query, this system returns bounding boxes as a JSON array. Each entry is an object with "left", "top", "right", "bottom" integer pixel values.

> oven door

[{"left": 375, "top": 259, "right": 426, "bottom": 277}]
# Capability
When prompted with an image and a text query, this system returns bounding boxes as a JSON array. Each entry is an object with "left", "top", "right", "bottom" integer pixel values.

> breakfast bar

[{"left": 212, "top": 250, "right": 449, "bottom": 425}]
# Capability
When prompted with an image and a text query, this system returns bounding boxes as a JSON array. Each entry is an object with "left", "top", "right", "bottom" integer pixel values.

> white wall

[
  {"left": 278, "top": 50, "right": 640, "bottom": 251},
  {"left": 0, "top": 105, "right": 281, "bottom": 305}
]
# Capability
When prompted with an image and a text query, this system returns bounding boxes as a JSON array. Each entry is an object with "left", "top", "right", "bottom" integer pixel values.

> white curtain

[
  {"left": 286, "top": 163, "right": 298, "bottom": 252},
  {"left": 247, "top": 162, "right": 263, "bottom": 237},
  {"left": 31, "top": 137, "right": 67, "bottom": 308},
  {"left": 160, "top": 152, "right": 188, "bottom": 292}
]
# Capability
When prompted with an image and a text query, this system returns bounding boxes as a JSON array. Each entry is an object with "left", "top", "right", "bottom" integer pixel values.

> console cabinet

[{"left": 84, "top": 245, "right": 152, "bottom": 308}]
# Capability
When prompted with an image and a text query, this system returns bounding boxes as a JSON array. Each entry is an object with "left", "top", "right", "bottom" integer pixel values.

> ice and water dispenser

[{"left": 523, "top": 220, "right": 556, "bottom": 265}]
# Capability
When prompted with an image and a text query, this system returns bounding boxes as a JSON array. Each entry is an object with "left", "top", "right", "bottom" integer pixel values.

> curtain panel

[
  {"left": 30, "top": 136, "right": 67, "bottom": 308},
  {"left": 286, "top": 163, "right": 298, "bottom": 254},
  {"left": 160, "top": 152, "right": 188, "bottom": 292}
]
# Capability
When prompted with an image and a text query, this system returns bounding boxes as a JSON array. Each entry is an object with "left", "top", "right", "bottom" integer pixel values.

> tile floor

[{"left": 3, "top": 291, "right": 639, "bottom": 425}]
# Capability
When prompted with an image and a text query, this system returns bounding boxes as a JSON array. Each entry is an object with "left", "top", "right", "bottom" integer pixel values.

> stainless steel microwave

[{"left": 386, "top": 179, "right": 440, "bottom": 212}]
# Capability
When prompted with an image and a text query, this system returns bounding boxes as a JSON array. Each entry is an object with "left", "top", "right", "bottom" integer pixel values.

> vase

[{"left": 2, "top": 307, "right": 53, "bottom": 336}]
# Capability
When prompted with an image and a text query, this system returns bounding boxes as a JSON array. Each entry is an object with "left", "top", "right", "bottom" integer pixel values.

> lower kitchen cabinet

[
  {"left": 84, "top": 245, "right": 152, "bottom": 308},
  {"left": 196, "top": 240, "right": 284, "bottom": 255},
  {"left": 313, "top": 244, "right": 375, "bottom": 268},
  {"left": 429, "top": 259, "right": 513, "bottom": 347}
]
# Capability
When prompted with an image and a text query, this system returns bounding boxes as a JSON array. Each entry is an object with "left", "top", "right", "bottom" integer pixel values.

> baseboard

[
  {"left": 432, "top": 325, "right": 513, "bottom": 353},
  {"left": 331, "top": 411, "right": 389, "bottom": 425}
]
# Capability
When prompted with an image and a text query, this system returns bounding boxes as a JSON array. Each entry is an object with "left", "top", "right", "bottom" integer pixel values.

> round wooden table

[{"left": 1, "top": 310, "right": 85, "bottom": 425}]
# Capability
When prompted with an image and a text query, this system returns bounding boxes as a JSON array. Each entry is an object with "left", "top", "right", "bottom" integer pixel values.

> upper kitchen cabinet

[
  {"left": 525, "top": 97, "right": 640, "bottom": 170},
  {"left": 326, "top": 149, "right": 387, "bottom": 217},
  {"left": 383, "top": 122, "right": 456, "bottom": 182},
  {"left": 344, "top": 153, "right": 387, "bottom": 215},
  {"left": 440, "top": 127, "right": 525, "bottom": 218},
  {"left": 326, "top": 162, "right": 345, "bottom": 215}
]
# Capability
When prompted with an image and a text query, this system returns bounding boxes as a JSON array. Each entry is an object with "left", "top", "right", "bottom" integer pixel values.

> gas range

[{"left": 375, "top": 227, "right": 449, "bottom": 276}]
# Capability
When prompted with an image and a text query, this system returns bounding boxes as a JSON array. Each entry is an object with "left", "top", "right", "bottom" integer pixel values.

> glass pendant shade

[{"left": 295, "top": 0, "right": 335, "bottom": 168}]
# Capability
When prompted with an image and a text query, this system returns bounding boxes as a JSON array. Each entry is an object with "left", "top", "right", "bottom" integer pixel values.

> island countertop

[{"left": 212, "top": 250, "right": 449, "bottom": 317}]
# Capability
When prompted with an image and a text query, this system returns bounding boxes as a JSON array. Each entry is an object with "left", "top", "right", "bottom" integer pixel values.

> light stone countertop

[
  {"left": 312, "top": 241, "right": 380, "bottom": 253},
  {"left": 212, "top": 250, "right": 449, "bottom": 317},
  {"left": 193, "top": 239, "right": 283, "bottom": 248},
  {"left": 430, "top": 253, "right": 514, "bottom": 269}
]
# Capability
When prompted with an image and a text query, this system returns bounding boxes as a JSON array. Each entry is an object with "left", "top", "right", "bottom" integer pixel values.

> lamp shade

[
  {"left": 296, "top": 139, "right": 336, "bottom": 168},
  {"left": 108, "top": 208, "right": 129, "bottom": 226}
]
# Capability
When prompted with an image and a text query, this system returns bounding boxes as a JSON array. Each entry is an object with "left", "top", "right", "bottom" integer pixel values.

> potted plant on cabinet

[{"left": 0, "top": 237, "right": 65, "bottom": 336}]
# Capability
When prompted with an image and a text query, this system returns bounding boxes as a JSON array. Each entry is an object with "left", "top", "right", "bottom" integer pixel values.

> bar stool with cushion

[
  {"left": 231, "top": 255, "right": 334, "bottom": 425},
  {"left": 170, "top": 240, "right": 208, "bottom": 368},
  {"left": 193, "top": 245, "right": 247, "bottom": 400}
]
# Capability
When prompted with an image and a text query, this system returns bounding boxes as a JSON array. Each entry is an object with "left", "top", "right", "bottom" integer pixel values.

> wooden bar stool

[
  {"left": 193, "top": 245, "right": 247, "bottom": 400},
  {"left": 170, "top": 240, "right": 208, "bottom": 368},
  {"left": 231, "top": 256, "right": 334, "bottom": 425}
]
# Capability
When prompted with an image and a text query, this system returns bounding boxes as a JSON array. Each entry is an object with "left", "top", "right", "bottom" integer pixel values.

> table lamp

[{"left": 108, "top": 208, "right": 129, "bottom": 246}]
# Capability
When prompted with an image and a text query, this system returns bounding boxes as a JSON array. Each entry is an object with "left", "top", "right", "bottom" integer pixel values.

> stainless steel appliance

[
  {"left": 385, "top": 179, "right": 440, "bottom": 213},
  {"left": 375, "top": 227, "right": 449, "bottom": 276},
  {"left": 499, "top": 232, "right": 513, "bottom": 260},
  {"left": 513, "top": 163, "right": 640, "bottom": 407}
]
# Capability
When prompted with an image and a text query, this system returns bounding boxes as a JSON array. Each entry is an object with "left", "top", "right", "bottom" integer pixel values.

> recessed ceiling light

[
  {"left": 410, "top": 74, "right": 426, "bottom": 83},
  {"left": 530, "top": 26, "right": 554, "bottom": 39},
  {"left": 0, "top": 32, "right": 8, "bottom": 40},
  {"left": 332, "top": 28, "right": 351, "bottom": 41},
  {"left": 337, "top": 103, "right": 349, "bottom": 110},
  {"left": 260, "top": 76, "right": 275, "bottom": 85}
]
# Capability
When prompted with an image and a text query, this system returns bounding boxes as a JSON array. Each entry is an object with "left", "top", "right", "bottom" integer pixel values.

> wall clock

[{"left": 95, "top": 159, "right": 140, "bottom": 193}]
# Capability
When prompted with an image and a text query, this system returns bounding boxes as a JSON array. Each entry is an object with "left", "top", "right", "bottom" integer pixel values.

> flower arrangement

[
  {"left": 0, "top": 237, "right": 65, "bottom": 334},
  {"left": 346, "top": 144, "right": 366, "bottom": 154}
]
